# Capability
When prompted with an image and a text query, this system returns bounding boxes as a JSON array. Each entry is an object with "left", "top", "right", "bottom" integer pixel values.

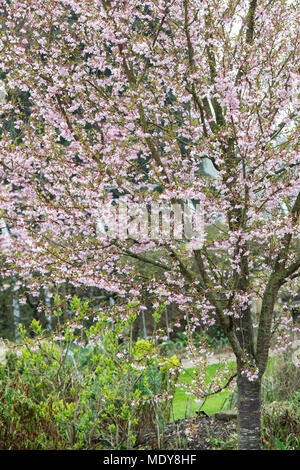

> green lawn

[{"left": 171, "top": 362, "right": 236, "bottom": 421}]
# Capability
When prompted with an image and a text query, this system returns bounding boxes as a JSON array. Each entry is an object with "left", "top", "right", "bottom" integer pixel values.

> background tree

[{"left": 0, "top": 0, "right": 299, "bottom": 450}]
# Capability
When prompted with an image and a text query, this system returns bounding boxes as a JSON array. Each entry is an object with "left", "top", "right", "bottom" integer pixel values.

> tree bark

[{"left": 237, "top": 369, "right": 262, "bottom": 450}]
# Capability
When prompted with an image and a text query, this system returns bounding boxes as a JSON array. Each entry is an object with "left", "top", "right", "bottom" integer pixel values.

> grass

[{"left": 171, "top": 362, "right": 236, "bottom": 421}]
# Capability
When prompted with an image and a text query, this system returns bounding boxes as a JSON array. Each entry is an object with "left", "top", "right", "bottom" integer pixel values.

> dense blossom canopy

[{"left": 0, "top": 1, "right": 299, "bottom": 376}]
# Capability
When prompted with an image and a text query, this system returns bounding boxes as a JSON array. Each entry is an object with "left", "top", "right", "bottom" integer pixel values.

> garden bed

[{"left": 137, "top": 414, "right": 237, "bottom": 450}]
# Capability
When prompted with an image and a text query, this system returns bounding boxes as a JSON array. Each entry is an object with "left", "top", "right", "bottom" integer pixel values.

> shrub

[
  {"left": 0, "top": 299, "right": 180, "bottom": 449},
  {"left": 222, "top": 353, "right": 300, "bottom": 412},
  {"left": 262, "top": 398, "right": 300, "bottom": 450}
]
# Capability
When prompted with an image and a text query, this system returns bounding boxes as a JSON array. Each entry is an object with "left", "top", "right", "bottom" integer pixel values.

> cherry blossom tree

[{"left": 0, "top": 0, "right": 299, "bottom": 450}]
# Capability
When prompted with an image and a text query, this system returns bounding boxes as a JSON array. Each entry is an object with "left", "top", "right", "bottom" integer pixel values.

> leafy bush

[
  {"left": 262, "top": 398, "right": 300, "bottom": 450},
  {"left": 222, "top": 353, "right": 300, "bottom": 413},
  {"left": 261, "top": 354, "right": 300, "bottom": 403},
  {"left": 209, "top": 433, "right": 238, "bottom": 450},
  {"left": 202, "top": 326, "right": 229, "bottom": 351},
  {"left": 0, "top": 299, "right": 180, "bottom": 449},
  {"left": 0, "top": 367, "right": 64, "bottom": 449}
]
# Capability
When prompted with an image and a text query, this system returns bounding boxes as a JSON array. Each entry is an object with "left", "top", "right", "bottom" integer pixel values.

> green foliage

[
  {"left": 0, "top": 365, "right": 64, "bottom": 449},
  {"left": 0, "top": 298, "right": 180, "bottom": 449},
  {"left": 222, "top": 354, "right": 300, "bottom": 414},
  {"left": 262, "top": 397, "right": 300, "bottom": 450},
  {"left": 164, "top": 328, "right": 229, "bottom": 358},
  {"left": 209, "top": 433, "right": 238, "bottom": 450},
  {"left": 205, "top": 326, "right": 229, "bottom": 351},
  {"left": 221, "top": 355, "right": 300, "bottom": 450},
  {"left": 164, "top": 332, "right": 188, "bottom": 356},
  {"left": 172, "top": 362, "right": 236, "bottom": 420}
]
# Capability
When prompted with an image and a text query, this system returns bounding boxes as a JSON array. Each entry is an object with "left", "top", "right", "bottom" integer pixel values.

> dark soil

[{"left": 138, "top": 415, "right": 237, "bottom": 450}]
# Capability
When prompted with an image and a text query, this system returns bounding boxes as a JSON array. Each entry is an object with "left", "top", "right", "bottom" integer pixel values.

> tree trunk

[{"left": 237, "top": 369, "right": 262, "bottom": 450}]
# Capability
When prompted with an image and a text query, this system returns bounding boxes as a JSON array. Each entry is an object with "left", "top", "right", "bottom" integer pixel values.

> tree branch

[{"left": 246, "top": 0, "right": 258, "bottom": 44}]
